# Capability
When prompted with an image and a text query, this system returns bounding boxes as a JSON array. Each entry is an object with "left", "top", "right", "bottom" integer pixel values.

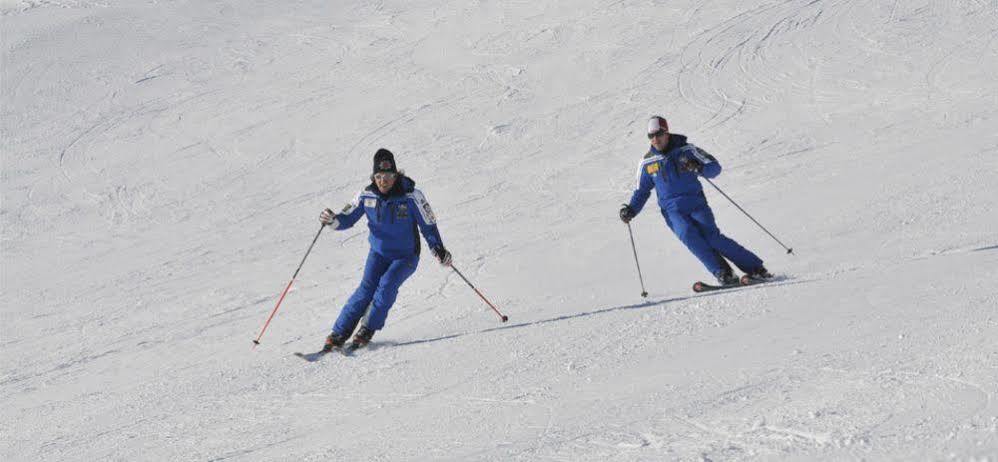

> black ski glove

[
  {"left": 619, "top": 204, "right": 636, "bottom": 224},
  {"left": 678, "top": 156, "right": 702, "bottom": 173},
  {"left": 432, "top": 246, "right": 452, "bottom": 266}
]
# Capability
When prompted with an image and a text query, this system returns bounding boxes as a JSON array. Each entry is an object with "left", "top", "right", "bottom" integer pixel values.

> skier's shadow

[{"left": 387, "top": 277, "right": 810, "bottom": 349}]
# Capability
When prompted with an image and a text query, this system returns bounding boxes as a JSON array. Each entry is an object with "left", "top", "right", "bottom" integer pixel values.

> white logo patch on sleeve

[
  {"left": 409, "top": 190, "right": 437, "bottom": 224},
  {"left": 341, "top": 191, "right": 365, "bottom": 214}
]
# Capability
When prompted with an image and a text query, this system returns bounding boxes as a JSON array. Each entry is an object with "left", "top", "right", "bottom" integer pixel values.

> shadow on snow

[{"left": 386, "top": 277, "right": 811, "bottom": 349}]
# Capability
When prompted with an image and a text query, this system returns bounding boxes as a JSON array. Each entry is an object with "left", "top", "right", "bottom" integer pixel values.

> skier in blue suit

[
  {"left": 318, "top": 149, "right": 452, "bottom": 350},
  {"left": 620, "top": 116, "right": 771, "bottom": 285}
]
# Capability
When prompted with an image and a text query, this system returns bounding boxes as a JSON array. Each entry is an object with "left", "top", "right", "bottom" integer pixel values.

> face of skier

[
  {"left": 648, "top": 127, "right": 669, "bottom": 151},
  {"left": 374, "top": 172, "right": 397, "bottom": 194}
]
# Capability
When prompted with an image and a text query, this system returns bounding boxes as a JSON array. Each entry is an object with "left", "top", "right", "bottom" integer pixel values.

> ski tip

[
  {"left": 692, "top": 281, "right": 704, "bottom": 292},
  {"left": 295, "top": 350, "right": 332, "bottom": 361}
]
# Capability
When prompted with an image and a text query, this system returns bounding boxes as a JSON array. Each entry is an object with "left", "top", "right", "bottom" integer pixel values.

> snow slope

[{"left": 3, "top": 0, "right": 997, "bottom": 460}]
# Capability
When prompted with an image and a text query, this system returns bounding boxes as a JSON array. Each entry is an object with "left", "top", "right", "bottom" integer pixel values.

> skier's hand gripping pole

[
  {"left": 252, "top": 224, "right": 326, "bottom": 348},
  {"left": 450, "top": 264, "right": 508, "bottom": 323}
]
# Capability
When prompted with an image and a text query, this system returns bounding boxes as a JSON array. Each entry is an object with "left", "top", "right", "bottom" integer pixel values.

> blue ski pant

[
  {"left": 662, "top": 205, "right": 763, "bottom": 276},
  {"left": 332, "top": 250, "right": 418, "bottom": 336}
]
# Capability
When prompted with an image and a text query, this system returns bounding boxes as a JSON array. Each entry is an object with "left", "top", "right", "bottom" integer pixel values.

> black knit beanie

[{"left": 373, "top": 148, "right": 397, "bottom": 174}]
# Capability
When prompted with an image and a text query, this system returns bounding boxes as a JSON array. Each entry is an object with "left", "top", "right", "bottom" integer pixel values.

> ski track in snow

[{"left": 3, "top": 0, "right": 998, "bottom": 461}]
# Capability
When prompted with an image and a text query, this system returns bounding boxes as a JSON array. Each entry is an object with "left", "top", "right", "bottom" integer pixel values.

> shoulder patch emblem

[
  {"left": 421, "top": 201, "right": 435, "bottom": 222},
  {"left": 364, "top": 198, "right": 377, "bottom": 208},
  {"left": 646, "top": 162, "right": 660, "bottom": 175}
]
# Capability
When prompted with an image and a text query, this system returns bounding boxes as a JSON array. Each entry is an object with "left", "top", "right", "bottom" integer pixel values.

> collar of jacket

[
  {"left": 648, "top": 133, "right": 689, "bottom": 157},
  {"left": 366, "top": 175, "right": 415, "bottom": 198}
]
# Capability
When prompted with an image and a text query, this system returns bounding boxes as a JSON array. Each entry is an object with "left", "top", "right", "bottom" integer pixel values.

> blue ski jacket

[
  {"left": 331, "top": 176, "right": 444, "bottom": 259},
  {"left": 627, "top": 134, "right": 721, "bottom": 214}
]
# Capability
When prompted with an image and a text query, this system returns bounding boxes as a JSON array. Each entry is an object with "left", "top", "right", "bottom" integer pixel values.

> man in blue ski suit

[
  {"left": 318, "top": 149, "right": 451, "bottom": 350},
  {"left": 619, "top": 116, "right": 770, "bottom": 285}
]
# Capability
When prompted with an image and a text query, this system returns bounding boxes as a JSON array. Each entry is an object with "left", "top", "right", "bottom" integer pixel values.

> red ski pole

[
  {"left": 450, "top": 264, "right": 508, "bottom": 323},
  {"left": 252, "top": 224, "right": 326, "bottom": 347}
]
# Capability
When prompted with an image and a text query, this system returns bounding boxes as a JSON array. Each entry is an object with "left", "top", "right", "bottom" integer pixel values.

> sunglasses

[
  {"left": 373, "top": 172, "right": 397, "bottom": 181},
  {"left": 647, "top": 129, "right": 667, "bottom": 139}
]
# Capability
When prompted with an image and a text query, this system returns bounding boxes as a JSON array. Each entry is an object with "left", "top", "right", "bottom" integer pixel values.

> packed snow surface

[{"left": 3, "top": 1, "right": 997, "bottom": 460}]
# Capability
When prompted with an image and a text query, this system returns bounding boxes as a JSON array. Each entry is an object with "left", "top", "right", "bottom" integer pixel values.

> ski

[
  {"left": 692, "top": 280, "right": 742, "bottom": 293},
  {"left": 294, "top": 344, "right": 365, "bottom": 361},
  {"left": 294, "top": 349, "right": 335, "bottom": 362},
  {"left": 693, "top": 272, "right": 780, "bottom": 292},
  {"left": 739, "top": 274, "right": 772, "bottom": 286}
]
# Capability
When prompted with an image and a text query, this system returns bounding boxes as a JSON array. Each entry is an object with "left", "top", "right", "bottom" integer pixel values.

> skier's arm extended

[{"left": 321, "top": 191, "right": 367, "bottom": 230}]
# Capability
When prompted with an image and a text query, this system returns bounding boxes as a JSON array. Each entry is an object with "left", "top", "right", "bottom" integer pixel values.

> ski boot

[
  {"left": 322, "top": 332, "right": 348, "bottom": 352},
  {"left": 348, "top": 326, "right": 375, "bottom": 351},
  {"left": 715, "top": 268, "right": 740, "bottom": 286},
  {"left": 740, "top": 266, "right": 773, "bottom": 285}
]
